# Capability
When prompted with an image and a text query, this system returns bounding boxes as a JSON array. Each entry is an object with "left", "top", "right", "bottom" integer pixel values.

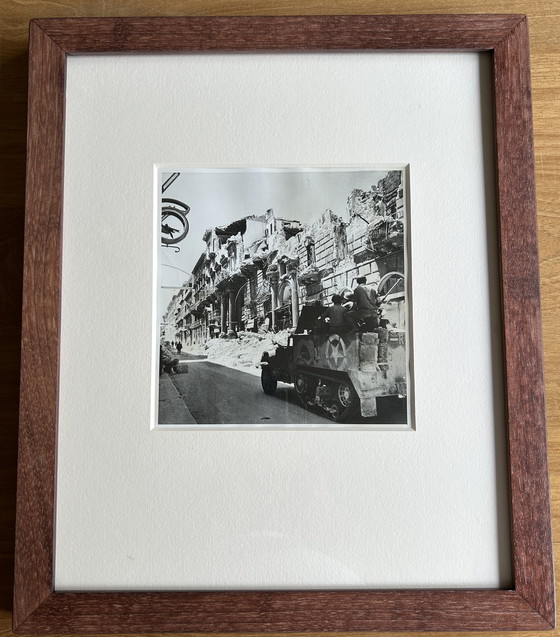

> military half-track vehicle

[{"left": 259, "top": 306, "right": 407, "bottom": 422}]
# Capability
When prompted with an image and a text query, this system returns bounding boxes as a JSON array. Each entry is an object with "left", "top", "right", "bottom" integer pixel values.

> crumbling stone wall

[
  {"left": 378, "top": 170, "right": 404, "bottom": 218},
  {"left": 295, "top": 209, "right": 347, "bottom": 304},
  {"left": 296, "top": 210, "right": 346, "bottom": 271},
  {"left": 346, "top": 171, "right": 404, "bottom": 262},
  {"left": 171, "top": 172, "right": 405, "bottom": 340}
]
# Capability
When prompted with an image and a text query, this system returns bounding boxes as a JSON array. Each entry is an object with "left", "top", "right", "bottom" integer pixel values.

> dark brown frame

[{"left": 14, "top": 15, "right": 553, "bottom": 633}]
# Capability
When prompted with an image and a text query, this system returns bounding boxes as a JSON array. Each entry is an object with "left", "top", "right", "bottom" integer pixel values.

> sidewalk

[{"left": 158, "top": 372, "right": 197, "bottom": 424}]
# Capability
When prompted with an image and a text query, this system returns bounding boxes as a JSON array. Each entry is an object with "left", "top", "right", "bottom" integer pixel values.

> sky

[{"left": 159, "top": 167, "right": 397, "bottom": 310}]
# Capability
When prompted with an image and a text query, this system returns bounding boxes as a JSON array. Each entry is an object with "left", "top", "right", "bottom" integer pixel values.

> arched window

[
  {"left": 377, "top": 271, "right": 405, "bottom": 302},
  {"left": 306, "top": 241, "right": 315, "bottom": 265},
  {"left": 228, "top": 243, "right": 236, "bottom": 270},
  {"left": 278, "top": 281, "right": 292, "bottom": 306},
  {"left": 377, "top": 271, "right": 406, "bottom": 329}
]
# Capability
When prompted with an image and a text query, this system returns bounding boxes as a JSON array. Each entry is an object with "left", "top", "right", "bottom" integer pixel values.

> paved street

[
  {"left": 159, "top": 354, "right": 407, "bottom": 426},
  {"left": 159, "top": 354, "right": 333, "bottom": 425}
]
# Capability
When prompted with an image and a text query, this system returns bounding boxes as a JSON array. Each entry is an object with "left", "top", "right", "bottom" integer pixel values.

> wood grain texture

[
  {"left": 0, "top": 2, "right": 558, "bottom": 637},
  {"left": 12, "top": 20, "right": 66, "bottom": 630},
  {"left": 12, "top": 590, "right": 554, "bottom": 633},
  {"left": 493, "top": 17, "right": 555, "bottom": 626},
  {"left": 33, "top": 14, "right": 523, "bottom": 51}
]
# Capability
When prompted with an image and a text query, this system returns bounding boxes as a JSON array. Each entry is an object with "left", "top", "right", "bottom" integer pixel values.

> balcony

[{"left": 298, "top": 265, "right": 320, "bottom": 285}]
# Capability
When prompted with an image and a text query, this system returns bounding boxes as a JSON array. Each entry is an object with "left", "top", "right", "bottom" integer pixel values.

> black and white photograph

[{"left": 157, "top": 168, "right": 409, "bottom": 427}]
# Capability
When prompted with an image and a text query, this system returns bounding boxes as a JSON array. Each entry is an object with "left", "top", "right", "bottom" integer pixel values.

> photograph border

[
  {"left": 14, "top": 15, "right": 554, "bottom": 632},
  {"left": 155, "top": 165, "right": 412, "bottom": 431}
]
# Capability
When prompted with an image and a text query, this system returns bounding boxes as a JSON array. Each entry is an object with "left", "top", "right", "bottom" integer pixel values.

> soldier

[
  {"left": 318, "top": 295, "right": 352, "bottom": 334},
  {"left": 347, "top": 276, "right": 380, "bottom": 331}
]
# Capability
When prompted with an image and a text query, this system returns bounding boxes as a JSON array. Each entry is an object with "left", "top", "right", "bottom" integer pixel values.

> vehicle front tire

[{"left": 261, "top": 368, "right": 277, "bottom": 395}]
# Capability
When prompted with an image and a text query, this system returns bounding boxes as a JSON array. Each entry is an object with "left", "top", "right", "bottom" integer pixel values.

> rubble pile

[{"left": 185, "top": 330, "right": 291, "bottom": 373}]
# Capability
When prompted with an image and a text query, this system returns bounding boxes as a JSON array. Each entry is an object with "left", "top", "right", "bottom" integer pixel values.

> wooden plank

[
  {"left": 15, "top": 590, "right": 553, "bottom": 633},
  {"left": 493, "top": 17, "right": 555, "bottom": 627},
  {"left": 12, "top": 21, "right": 66, "bottom": 630},
  {"left": 34, "top": 14, "right": 523, "bottom": 51}
]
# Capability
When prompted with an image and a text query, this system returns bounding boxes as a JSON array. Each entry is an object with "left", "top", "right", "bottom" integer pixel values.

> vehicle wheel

[
  {"left": 330, "top": 381, "right": 359, "bottom": 422},
  {"left": 294, "top": 371, "right": 309, "bottom": 408},
  {"left": 330, "top": 402, "right": 343, "bottom": 421},
  {"left": 261, "top": 368, "right": 277, "bottom": 395}
]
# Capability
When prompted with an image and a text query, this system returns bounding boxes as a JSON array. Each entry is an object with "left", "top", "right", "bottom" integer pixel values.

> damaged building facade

[{"left": 163, "top": 171, "right": 406, "bottom": 346}]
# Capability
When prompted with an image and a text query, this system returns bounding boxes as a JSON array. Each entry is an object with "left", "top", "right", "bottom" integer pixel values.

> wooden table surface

[{"left": 1, "top": 1, "right": 558, "bottom": 636}]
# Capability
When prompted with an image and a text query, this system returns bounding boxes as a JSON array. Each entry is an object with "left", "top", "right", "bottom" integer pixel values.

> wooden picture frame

[{"left": 14, "top": 15, "right": 554, "bottom": 632}]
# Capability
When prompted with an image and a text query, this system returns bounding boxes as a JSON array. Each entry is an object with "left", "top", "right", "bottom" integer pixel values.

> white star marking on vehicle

[{"left": 327, "top": 336, "right": 346, "bottom": 369}]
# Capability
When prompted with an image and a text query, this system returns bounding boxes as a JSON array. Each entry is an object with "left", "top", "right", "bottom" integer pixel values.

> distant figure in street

[
  {"left": 176, "top": 342, "right": 182, "bottom": 354},
  {"left": 319, "top": 294, "right": 351, "bottom": 334},
  {"left": 160, "top": 341, "right": 179, "bottom": 374},
  {"left": 347, "top": 276, "right": 380, "bottom": 331}
]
